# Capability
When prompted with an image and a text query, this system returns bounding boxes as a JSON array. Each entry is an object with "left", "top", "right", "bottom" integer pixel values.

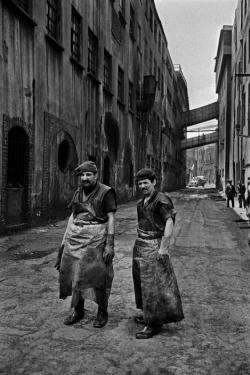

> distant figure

[
  {"left": 225, "top": 180, "right": 236, "bottom": 208},
  {"left": 237, "top": 180, "right": 246, "bottom": 208}
]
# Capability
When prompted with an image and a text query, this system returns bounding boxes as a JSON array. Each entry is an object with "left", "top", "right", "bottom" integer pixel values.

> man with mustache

[
  {"left": 55, "top": 161, "right": 117, "bottom": 328},
  {"left": 132, "top": 168, "right": 184, "bottom": 339}
]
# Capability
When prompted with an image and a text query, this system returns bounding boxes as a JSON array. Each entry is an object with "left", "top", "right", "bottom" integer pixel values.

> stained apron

[
  {"left": 59, "top": 221, "right": 113, "bottom": 309},
  {"left": 132, "top": 235, "right": 184, "bottom": 325}
]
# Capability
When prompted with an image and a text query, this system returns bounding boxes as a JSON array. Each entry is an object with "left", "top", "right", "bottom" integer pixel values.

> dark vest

[
  {"left": 137, "top": 191, "right": 175, "bottom": 234},
  {"left": 70, "top": 182, "right": 113, "bottom": 223}
]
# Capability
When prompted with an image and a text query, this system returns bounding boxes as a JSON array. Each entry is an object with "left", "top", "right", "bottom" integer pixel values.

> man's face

[
  {"left": 80, "top": 172, "right": 97, "bottom": 188},
  {"left": 138, "top": 178, "right": 156, "bottom": 196}
]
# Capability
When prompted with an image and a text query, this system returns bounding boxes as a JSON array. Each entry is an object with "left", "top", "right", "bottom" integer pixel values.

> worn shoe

[
  {"left": 93, "top": 308, "right": 108, "bottom": 328},
  {"left": 136, "top": 325, "right": 157, "bottom": 339},
  {"left": 63, "top": 310, "right": 84, "bottom": 325},
  {"left": 134, "top": 315, "right": 145, "bottom": 324}
]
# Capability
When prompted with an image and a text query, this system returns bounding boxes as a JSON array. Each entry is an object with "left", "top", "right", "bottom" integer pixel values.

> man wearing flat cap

[
  {"left": 55, "top": 161, "right": 117, "bottom": 328},
  {"left": 225, "top": 179, "right": 236, "bottom": 208},
  {"left": 132, "top": 168, "right": 184, "bottom": 339}
]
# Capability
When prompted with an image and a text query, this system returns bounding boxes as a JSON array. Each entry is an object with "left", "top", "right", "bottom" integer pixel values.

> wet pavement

[{"left": 1, "top": 188, "right": 250, "bottom": 375}]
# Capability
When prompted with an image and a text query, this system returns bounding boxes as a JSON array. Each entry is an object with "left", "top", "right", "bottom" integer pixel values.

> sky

[{"left": 155, "top": 0, "right": 237, "bottom": 133}]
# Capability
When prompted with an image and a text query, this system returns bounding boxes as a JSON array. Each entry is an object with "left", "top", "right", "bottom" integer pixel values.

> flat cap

[
  {"left": 135, "top": 168, "right": 156, "bottom": 181},
  {"left": 75, "top": 161, "right": 98, "bottom": 175}
]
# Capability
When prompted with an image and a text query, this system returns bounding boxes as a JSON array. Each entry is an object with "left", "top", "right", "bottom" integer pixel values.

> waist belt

[
  {"left": 73, "top": 220, "right": 103, "bottom": 227},
  {"left": 137, "top": 228, "right": 163, "bottom": 240}
]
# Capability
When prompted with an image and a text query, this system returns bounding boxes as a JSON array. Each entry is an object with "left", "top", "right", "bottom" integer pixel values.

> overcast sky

[{"left": 155, "top": 0, "right": 237, "bottom": 112}]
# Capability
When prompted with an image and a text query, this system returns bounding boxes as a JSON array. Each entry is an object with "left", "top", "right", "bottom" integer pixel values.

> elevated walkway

[
  {"left": 181, "top": 131, "right": 218, "bottom": 150},
  {"left": 181, "top": 101, "right": 219, "bottom": 128}
]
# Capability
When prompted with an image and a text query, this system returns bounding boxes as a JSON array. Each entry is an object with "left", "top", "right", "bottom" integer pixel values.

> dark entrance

[
  {"left": 103, "top": 156, "right": 110, "bottom": 185},
  {"left": 6, "top": 126, "right": 29, "bottom": 224}
]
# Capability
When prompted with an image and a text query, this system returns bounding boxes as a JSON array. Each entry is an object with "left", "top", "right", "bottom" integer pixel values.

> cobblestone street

[{"left": 1, "top": 189, "right": 250, "bottom": 375}]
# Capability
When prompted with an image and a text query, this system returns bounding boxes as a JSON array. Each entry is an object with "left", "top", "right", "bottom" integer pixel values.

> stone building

[
  {"left": 0, "top": 0, "right": 189, "bottom": 231},
  {"left": 214, "top": 25, "right": 232, "bottom": 191},
  {"left": 196, "top": 145, "right": 216, "bottom": 185},
  {"left": 230, "top": 0, "right": 250, "bottom": 187}
]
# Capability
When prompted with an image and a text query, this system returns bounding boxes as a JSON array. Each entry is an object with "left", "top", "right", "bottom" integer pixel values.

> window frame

[
  {"left": 128, "top": 80, "right": 134, "bottom": 110},
  {"left": 71, "top": 6, "right": 82, "bottom": 62},
  {"left": 117, "top": 66, "right": 124, "bottom": 103},
  {"left": 104, "top": 49, "right": 112, "bottom": 91},
  {"left": 88, "top": 28, "right": 98, "bottom": 76},
  {"left": 46, "top": 0, "right": 60, "bottom": 41}
]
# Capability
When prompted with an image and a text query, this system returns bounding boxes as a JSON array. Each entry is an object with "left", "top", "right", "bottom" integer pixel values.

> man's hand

[
  {"left": 156, "top": 252, "right": 169, "bottom": 266},
  {"left": 54, "top": 244, "right": 64, "bottom": 271},
  {"left": 158, "top": 236, "right": 170, "bottom": 256},
  {"left": 103, "top": 234, "right": 115, "bottom": 264}
]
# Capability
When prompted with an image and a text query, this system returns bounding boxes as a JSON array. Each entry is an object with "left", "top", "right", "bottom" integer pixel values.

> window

[
  {"left": 241, "top": 0, "right": 243, "bottom": 29},
  {"left": 248, "top": 28, "right": 250, "bottom": 62},
  {"left": 244, "top": 41, "right": 246, "bottom": 72},
  {"left": 46, "top": 0, "right": 60, "bottom": 40},
  {"left": 111, "top": 6, "right": 122, "bottom": 43},
  {"left": 88, "top": 29, "right": 98, "bottom": 75},
  {"left": 71, "top": 7, "right": 82, "bottom": 61},
  {"left": 158, "top": 31, "right": 161, "bottom": 53},
  {"left": 104, "top": 50, "right": 112, "bottom": 90},
  {"left": 128, "top": 80, "right": 133, "bottom": 110},
  {"left": 129, "top": 4, "right": 135, "bottom": 39},
  {"left": 248, "top": 83, "right": 250, "bottom": 135},
  {"left": 149, "top": 7, "right": 153, "bottom": 31},
  {"left": 137, "top": 23, "right": 141, "bottom": 50},
  {"left": 117, "top": 66, "right": 124, "bottom": 103},
  {"left": 162, "top": 42, "right": 165, "bottom": 61},
  {"left": 154, "top": 20, "right": 157, "bottom": 42},
  {"left": 242, "top": 88, "right": 246, "bottom": 128}
]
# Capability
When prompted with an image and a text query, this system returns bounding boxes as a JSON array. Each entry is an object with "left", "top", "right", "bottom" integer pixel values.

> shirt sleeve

[
  {"left": 102, "top": 189, "right": 117, "bottom": 213},
  {"left": 157, "top": 196, "right": 176, "bottom": 223}
]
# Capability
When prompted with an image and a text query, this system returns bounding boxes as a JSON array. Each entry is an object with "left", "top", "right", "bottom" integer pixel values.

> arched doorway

[
  {"left": 103, "top": 156, "right": 110, "bottom": 186},
  {"left": 6, "top": 126, "right": 29, "bottom": 224}
]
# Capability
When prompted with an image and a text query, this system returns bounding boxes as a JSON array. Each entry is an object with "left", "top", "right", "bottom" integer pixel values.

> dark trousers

[
  {"left": 238, "top": 194, "right": 246, "bottom": 208},
  {"left": 227, "top": 196, "right": 234, "bottom": 208}
]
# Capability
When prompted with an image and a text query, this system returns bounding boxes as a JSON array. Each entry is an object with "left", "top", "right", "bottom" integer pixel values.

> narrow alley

[{"left": 1, "top": 189, "right": 250, "bottom": 375}]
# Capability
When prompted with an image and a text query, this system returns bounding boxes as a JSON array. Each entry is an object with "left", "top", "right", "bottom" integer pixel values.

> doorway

[{"left": 6, "top": 126, "right": 29, "bottom": 224}]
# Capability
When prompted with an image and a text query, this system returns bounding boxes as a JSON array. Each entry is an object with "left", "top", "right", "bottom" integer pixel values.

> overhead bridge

[
  {"left": 181, "top": 131, "right": 218, "bottom": 150},
  {"left": 181, "top": 101, "right": 219, "bottom": 128}
]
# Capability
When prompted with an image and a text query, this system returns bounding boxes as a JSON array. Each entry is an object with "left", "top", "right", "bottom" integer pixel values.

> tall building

[
  {"left": 0, "top": 0, "right": 189, "bottom": 231},
  {"left": 231, "top": 0, "right": 250, "bottom": 187},
  {"left": 214, "top": 26, "right": 232, "bottom": 191}
]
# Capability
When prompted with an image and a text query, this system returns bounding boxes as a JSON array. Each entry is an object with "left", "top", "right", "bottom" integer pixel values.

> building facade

[
  {"left": 214, "top": 26, "right": 232, "bottom": 191},
  {"left": 0, "top": 0, "right": 189, "bottom": 231},
  {"left": 231, "top": 0, "right": 250, "bottom": 188},
  {"left": 196, "top": 145, "right": 216, "bottom": 185}
]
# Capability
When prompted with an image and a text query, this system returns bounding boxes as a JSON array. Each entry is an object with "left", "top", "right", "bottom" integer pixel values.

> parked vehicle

[{"left": 187, "top": 176, "right": 206, "bottom": 188}]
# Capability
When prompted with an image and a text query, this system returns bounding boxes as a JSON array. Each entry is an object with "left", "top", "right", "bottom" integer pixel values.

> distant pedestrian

[
  {"left": 237, "top": 180, "right": 246, "bottom": 208},
  {"left": 55, "top": 161, "right": 117, "bottom": 328},
  {"left": 245, "top": 182, "right": 250, "bottom": 246},
  {"left": 132, "top": 168, "right": 184, "bottom": 339},
  {"left": 225, "top": 180, "right": 236, "bottom": 208}
]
